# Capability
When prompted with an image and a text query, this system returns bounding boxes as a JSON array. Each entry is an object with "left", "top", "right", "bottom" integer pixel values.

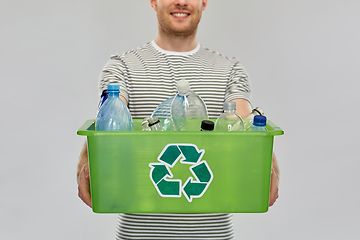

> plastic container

[{"left": 78, "top": 118, "right": 284, "bottom": 213}]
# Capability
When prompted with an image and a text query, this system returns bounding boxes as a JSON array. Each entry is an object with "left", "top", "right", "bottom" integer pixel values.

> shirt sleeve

[
  {"left": 224, "top": 59, "right": 252, "bottom": 105},
  {"left": 98, "top": 54, "right": 129, "bottom": 103}
]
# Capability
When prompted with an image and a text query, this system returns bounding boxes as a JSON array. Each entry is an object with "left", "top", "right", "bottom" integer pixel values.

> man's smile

[{"left": 171, "top": 11, "right": 190, "bottom": 18}]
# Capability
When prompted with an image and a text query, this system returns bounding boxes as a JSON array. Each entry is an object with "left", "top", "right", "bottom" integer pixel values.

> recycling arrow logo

[{"left": 149, "top": 144, "right": 213, "bottom": 202}]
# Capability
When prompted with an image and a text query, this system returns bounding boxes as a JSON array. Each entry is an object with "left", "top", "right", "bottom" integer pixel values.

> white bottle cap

[{"left": 176, "top": 80, "right": 190, "bottom": 93}]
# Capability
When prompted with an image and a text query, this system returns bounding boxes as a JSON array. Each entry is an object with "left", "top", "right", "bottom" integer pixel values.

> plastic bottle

[
  {"left": 151, "top": 97, "right": 174, "bottom": 131},
  {"left": 171, "top": 80, "right": 208, "bottom": 131},
  {"left": 142, "top": 117, "right": 151, "bottom": 131},
  {"left": 95, "top": 85, "right": 133, "bottom": 131},
  {"left": 201, "top": 120, "right": 214, "bottom": 131},
  {"left": 148, "top": 116, "right": 164, "bottom": 131},
  {"left": 244, "top": 107, "right": 264, "bottom": 130},
  {"left": 214, "top": 102, "right": 244, "bottom": 131},
  {"left": 250, "top": 115, "right": 267, "bottom": 131}
]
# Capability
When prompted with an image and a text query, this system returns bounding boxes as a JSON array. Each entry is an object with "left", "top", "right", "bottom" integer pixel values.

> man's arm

[{"left": 231, "top": 98, "right": 280, "bottom": 206}]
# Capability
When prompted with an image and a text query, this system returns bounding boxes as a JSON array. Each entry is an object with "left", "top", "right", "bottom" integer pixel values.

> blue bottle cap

[
  {"left": 253, "top": 115, "right": 267, "bottom": 127},
  {"left": 107, "top": 84, "right": 120, "bottom": 91}
]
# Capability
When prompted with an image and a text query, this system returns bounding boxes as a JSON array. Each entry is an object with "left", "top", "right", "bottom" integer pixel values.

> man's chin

[{"left": 168, "top": 26, "right": 197, "bottom": 37}]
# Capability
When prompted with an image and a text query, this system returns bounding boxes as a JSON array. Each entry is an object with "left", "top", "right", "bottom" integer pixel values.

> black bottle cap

[{"left": 201, "top": 120, "right": 214, "bottom": 131}]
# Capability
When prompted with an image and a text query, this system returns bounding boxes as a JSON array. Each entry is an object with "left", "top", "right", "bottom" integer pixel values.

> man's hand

[
  {"left": 77, "top": 141, "right": 92, "bottom": 208},
  {"left": 77, "top": 163, "right": 92, "bottom": 208},
  {"left": 269, "top": 153, "right": 280, "bottom": 206}
]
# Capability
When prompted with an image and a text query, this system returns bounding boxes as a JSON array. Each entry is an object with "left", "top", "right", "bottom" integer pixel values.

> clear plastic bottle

[
  {"left": 171, "top": 80, "right": 208, "bottom": 131},
  {"left": 214, "top": 102, "right": 244, "bottom": 131},
  {"left": 95, "top": 85, "right": 133, "bottom": 131},
  {"left": 244, "top": 107, "right": 264, "bottom": 130},
  {"left": 148, "top": 116, "right": 164, "bottom": 131},
  {"left": 250, "top": 115, "right": 267, "bottom": 131},
  {"left": 151, "top": 97, "right": 174, "bottom": 131},
  {"left": 142, "top": 117, "right": 151, "bottom": 131},
  {"left": 201, "top": 120, "right": 214, "bottom": 131}
]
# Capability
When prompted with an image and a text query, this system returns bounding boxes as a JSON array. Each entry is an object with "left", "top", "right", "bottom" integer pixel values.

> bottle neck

[
  {"left": 178, "top": 90, "right": 190, "bottom": 96},
  {"left": 108, "top": 90, "right": 120, "bottom": 98},
  {"left": 224, "top": 109, "right": 236, "bottom": 113}
]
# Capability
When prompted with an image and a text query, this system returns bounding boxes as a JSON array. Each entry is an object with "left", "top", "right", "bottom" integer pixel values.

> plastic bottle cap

[
  {"left": 176, "top": 80, "right": 190, "bottom": 93},
  {"left": 223, "top": 102, "right": 236, "bottom": 110},
  {"left": 253, "top": 115, "right": 267, "bottom": 127},
  {"left": 201, "top": 120, "right": 214, "bottom": 131},
  {"left": 107, "top": 84, "right": 120, "bottom": 91}
]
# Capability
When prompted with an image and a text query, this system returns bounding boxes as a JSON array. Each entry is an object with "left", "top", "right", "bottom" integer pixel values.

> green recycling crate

[{"left": 77, "top": 119, "right": 284, "bottom": 213}]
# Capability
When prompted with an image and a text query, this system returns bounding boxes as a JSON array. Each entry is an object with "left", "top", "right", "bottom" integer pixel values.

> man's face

[{"left": 150, "top": 0, "right": 207, "bottom": 37}]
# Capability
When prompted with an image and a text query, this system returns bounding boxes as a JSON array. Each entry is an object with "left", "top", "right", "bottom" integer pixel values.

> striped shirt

[
  {"left": 99, "top": 41, "right": 251, "bottom": 119},
  {"left": 98, "top": 41, "right": 252, "bottom": 240}
]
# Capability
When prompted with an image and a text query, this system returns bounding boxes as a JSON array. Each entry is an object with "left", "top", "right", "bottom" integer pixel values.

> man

[{"left": 78, "top": 0, "right": 279, "bottom": 239}]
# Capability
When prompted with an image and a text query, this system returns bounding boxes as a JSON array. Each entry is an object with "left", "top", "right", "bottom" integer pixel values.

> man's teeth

[{"left": 172, "top": 13, "right": 188, "bottom": 17}]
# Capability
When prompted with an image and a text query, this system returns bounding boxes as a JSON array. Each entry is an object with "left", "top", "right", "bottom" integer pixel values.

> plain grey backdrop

[{"left": 1, "top": 0, "right": 359, "bottom": 239}]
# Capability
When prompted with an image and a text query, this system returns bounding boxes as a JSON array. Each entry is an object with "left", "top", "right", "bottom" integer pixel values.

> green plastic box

[{"left": 77, "top": 119, "right": 284, "bottom": 213}]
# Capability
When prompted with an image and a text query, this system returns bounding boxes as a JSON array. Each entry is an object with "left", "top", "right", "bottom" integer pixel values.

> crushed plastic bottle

[
  {"left": 214, "top": 102, "right": 244, "bottom": 131},
  {"left": 95, "top": 84, "right": 133, "bottom": 131},
  {"left": 151, "top": 97, "right": 174, "bottom": 131},
  {"left": 171, "top": 80, "right": 208, "bottom": 131}
]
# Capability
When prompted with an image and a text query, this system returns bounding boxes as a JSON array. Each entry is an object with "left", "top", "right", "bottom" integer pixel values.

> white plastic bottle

[
  {"left": 250, "top": 115, "right": 267, "bottom": 131},
  {"left": 171, "top": 80, "right": 208, "bottom": 131},
  {"left": 214, "top": 102, "right": 244, "bottom": 131}
]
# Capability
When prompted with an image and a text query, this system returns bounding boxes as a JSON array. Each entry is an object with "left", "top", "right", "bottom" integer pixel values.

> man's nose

[{"left": 175, "top": 0, "right": 188, "bottom": 7}]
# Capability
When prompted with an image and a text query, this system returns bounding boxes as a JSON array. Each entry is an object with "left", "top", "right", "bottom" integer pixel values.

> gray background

[{"left": 1, "top": 0, "right": 359, "bottom": 239}]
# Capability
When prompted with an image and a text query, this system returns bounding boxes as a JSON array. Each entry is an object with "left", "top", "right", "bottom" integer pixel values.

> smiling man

[
  {"left": 152, "top": 0, "right": 205, "bottom": 50},
  {"left": 77, "top": 0, "right": 279, "bottom": 239}
]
